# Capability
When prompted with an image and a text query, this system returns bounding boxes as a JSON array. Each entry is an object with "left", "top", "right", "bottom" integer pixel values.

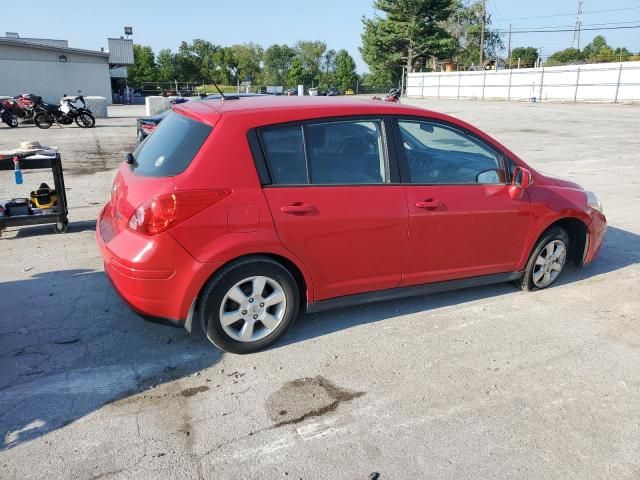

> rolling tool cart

[{"left": 0, "top": 151, "right": 69, "bottom": 236}]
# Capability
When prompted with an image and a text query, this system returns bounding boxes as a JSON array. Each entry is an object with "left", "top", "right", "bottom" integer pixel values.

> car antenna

[{"left": 212, "top": 81, "right": 226, "bottom": 100}]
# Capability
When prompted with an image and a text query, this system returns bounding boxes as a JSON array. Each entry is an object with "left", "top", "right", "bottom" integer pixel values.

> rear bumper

[
  {"left": 584, "top": 211, "right": 607, "bottom": 265},
  {"left": 96, "top": 204, "right": 222, "bottom": 324}
]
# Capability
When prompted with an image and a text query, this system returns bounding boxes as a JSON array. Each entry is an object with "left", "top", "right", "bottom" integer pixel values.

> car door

[
  {"left": 258, "top": 117, "right": 408, "bottom": 301},
  {"left": 393, "top": 117, "right": 532, "bottom": 286}
]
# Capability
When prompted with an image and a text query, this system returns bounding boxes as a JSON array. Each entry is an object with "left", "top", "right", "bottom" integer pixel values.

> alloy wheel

[
  {"left": 532, "top": 239, "right": 567, "bottom": 288},
  {"left": 218, "top": 276, "right": 287, "bottom": 342}
]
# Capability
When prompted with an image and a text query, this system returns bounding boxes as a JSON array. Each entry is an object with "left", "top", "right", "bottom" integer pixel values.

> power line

[
  {"left": 495, "top": 23, "right": 640, "bottom": 34},
  {"left": 494, "top": 6, "right": 640, "bottom": 22},
  {"left": 502, "top": 19, "right": 640, "bottom": 31}
]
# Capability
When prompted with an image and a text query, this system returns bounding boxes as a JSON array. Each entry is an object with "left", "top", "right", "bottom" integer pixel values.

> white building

[{"left": 0, "top": 33, "right": 133, "bottom": 105}]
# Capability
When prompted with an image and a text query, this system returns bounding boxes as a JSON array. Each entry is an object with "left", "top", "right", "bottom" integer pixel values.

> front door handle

[
  {"left": 281, "top": 204, "right": 315, "bottom": 214},
  {"left": 416, "top": 200, "right": 442, "bottom": 209}
]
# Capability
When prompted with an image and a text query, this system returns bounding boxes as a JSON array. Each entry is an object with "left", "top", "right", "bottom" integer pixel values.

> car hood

[{"left": 537, "top": 171, "right": 583, "bottom": 190}]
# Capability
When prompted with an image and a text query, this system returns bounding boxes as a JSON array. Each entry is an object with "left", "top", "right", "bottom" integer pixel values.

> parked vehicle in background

[
  {"left": 373, "top": 88, "right": 401, "bottom": 103},
  {"left": 345, "top": 89, "right": 355, "bottom": 95},
  {"left": 0, "top": 99, "right": 18, "bottom": 127},
  {"left": 97, "top": 96, "right": 606, "bottom": 354},
  {"left": 136, "top": 110, "right": 170, "bottom": 142},
  {"left": 327, "top": 87, "right": 340, "bottom": 96},
  {"left": 14, "top": 93, "right": 40, "bottom": 121},
  {"left": 34, "top": 95, "right": 95, "bottom": 129},
  {"left": 285, "top": 88, "right": 297, "bottom": 96},
  {"left": 308, "top": 87, "right": 319, "bottom": 96},
  {"left": 137, "top": 94, "right": 265, "bottom": 142},
  {"left": 203, "top": 93, "right": 265, "bottom": 100}
]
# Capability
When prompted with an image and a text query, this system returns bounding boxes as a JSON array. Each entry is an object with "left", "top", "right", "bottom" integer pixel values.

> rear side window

[
  {"left": 132, "top": 112, "right": 211, "bottom": 177},
  {"left": 259, "top": 118, "right": 387, "bottom": 185},
  {"left": 261, "top": 126, "right": 308, "bottom": 184}
]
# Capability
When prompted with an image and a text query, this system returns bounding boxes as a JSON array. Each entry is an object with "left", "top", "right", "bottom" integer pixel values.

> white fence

[{"left": 407, "top": 61, "right": 640, "bottom": 103}]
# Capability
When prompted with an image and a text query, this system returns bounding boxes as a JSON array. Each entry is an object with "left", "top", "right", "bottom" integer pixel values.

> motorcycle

[
  {"left": 34, "top": 95, "right": 95, "bottom": 129},
  {"left": 13, "top": 93, "right": 41, "bottom": 121},
  {"left": 0, "top": 98, "right": 19, "bottom": 128},
  {"left": 372, "top": 88, "right": 401, "bottom": 103}
]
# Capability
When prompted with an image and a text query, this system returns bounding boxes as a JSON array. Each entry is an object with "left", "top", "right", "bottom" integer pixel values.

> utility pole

[
  {"left": 572, "top": 1, "right": 584, "bottom": 49},
  {"left": 538, "top": 47, "right": 543, "bottom": 67},
  {"left": 507, "top": 24, "right": 512, "bottom": 68},
  {"left": 479, "top": 0, "right": 486, "bottom": 66}
]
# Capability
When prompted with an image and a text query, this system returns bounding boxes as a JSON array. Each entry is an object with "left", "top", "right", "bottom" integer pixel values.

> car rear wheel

[
  {"left": 520, "top": 226, "right": 569, "bottom": 291},
  {"left": 199, "top": 257, "right": 299, "bottom": 354}
]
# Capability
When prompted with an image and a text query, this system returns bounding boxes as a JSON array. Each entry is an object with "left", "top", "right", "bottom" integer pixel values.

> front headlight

[{"left": 586, "top": 191, "right": 603, "bottom": 214}]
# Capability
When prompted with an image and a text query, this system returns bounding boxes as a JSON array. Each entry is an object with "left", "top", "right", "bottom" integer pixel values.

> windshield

[{"left": 131, "top": 111, "right": 211, "bottom": 177}]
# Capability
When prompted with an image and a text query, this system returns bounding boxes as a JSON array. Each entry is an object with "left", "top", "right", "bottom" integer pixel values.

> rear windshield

[{"left": 132, "top": 111, "right": 212, "bottom": 177}]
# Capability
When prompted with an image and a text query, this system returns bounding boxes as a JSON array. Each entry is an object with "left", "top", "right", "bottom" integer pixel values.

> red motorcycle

[
  {"left": 372, "top": 88, "right": 401, "bottom": 103},
  {"left": 0, "top": 99, "right": 19, "bottom": 128},
  {"left": 13, "top": 93, "right": 41, "bottom": 121}
]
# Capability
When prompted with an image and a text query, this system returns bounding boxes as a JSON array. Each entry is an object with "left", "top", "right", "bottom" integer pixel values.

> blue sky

[{"left": 3, "top": 0, "right": 640, "bottom": 71}]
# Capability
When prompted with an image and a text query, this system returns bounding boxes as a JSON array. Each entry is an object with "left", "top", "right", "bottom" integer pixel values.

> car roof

[{"left": 173, "top": 96, "right": 438, "bottom": 125}]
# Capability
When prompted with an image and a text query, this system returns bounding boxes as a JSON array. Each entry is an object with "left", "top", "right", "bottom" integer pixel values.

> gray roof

[{"left": 0, "top": 37, "right": 108, "bottom": 58}]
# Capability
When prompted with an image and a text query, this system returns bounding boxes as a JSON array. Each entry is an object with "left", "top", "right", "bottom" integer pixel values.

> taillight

[
  {"left": 128, "top": 190, "right": 230, "bottom": 235},
  {"left": 141, "top": 123, "right": 156, "bottom": 133}
]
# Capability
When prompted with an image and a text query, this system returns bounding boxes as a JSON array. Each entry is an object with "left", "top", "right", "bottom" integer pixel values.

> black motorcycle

[
  {"left": 0, "top": 98, "right": 19, "bottom": 128},
  {"left": 34, "top": 95, "right": 95, "bottom": 129}
]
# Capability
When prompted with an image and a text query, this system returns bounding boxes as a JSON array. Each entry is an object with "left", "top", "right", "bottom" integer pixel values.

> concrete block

[
  {"left": 145, "top": 96, "right": 172, "bottom": 116},
  {"left": 83, "top": 96, "right": 108, "bottom": 118}
]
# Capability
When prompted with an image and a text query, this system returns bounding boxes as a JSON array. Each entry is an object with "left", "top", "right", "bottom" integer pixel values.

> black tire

[
  {"left": 53, "top": 220, "right": 68, "bottom": 234},
  {"left": 75, "top": 112, "right": 95, "bottom": 128},
  {"left": 34, "top": 112, "right": 52, "bottom": 129},
  {"left": 199, "top": 257, "right": 300, "bottom": 354},
  {"left": 2, "top": 113, "right": 18, "bottom": 128},
  {"left": 519, "top": 226, "right": 570, "bottom": 291}
]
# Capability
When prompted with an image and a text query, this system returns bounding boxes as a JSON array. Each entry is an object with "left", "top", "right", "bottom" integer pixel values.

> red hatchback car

[{"left": 97, "top": 97, "right": 606, "bottom": 353}]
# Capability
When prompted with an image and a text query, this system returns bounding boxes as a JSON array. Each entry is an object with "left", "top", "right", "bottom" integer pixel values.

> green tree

[
  {"left": 287, "top": 58, "right": 306, "bottom": 87},
  {"left": 614, "top": 47, "right": 633, "bottom": 61},
  {"left": 447, "top": 0, "right": 503, "bottom": 69},
  {"left": 128, "top": 44, "right": 157, "bottom": 86},
  {"left": 334, "top": 49, "right": 358, "bottom": 91},
  {"left": 174, "top": 41, "right": 200, "bottom": 82},
  {"left": 582, "top": 36, "right": 616, "bottom": 63},
  {"left": 229, "top": 43, "right": 264, "bottom": 85},
  {"left": 545, "top": 48, "right": 584, "bottom": 67},
  {"left": 156, "top": 48, "right": 176, "bottom": 82},
  {"left": 361, "top": 0, "right": 456, "bottom": 85},
  {"left": 190, "top": 39, "right": 222, "bottom": 83},
  {"left": 510, "top": 47, "right": 539, "bottom": 68},
  {"left": 264, "top": 44, "right": 296, "bottom": 86},
  {"left": 294, "top": 40, "right": 327, "bottom": 86}
]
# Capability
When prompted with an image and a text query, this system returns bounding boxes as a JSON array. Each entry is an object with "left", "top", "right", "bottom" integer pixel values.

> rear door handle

[
  {"left": 281, "top": 204, "right": 315, "bottom": 214},
  {"left": 416, "top": 200, "right": 442, "bottom": 209}
]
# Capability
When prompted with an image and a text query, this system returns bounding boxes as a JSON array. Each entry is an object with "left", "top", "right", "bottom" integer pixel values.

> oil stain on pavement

[{"left": 265, "top": 376, "right": 364, "bottom": 427}]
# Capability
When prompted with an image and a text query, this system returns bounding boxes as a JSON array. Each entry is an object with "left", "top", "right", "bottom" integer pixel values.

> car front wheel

[
  {"left": 520, "top": 226, "right": 569, "bottom": 291},
  {"left": 199, "top": 257, "right": 300, "bottom": 354}
]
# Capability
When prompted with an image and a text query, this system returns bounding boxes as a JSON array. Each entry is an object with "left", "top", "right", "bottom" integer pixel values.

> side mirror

[{"left": 509, "top": 167, "right": 532, "bottom": 199}]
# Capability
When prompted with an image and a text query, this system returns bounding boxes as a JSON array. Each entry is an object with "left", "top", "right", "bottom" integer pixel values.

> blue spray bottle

[{"left": 13, "top": 156, "right": 23, "bottom": 184}]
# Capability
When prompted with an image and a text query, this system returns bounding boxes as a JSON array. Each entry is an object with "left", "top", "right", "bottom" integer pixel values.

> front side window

[
  {"left": 260, "top": 118, "right": 387, "bottom": 185},
  {"left": 398, "top": 120, "right": 504, "bottom": 185}
]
